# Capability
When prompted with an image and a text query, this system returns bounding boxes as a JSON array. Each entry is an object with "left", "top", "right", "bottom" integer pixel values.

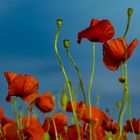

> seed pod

[
  {"left": 116, "top": 101, "right": 121, "bottom": 109},
  {"left": 63, "top": 39, "right": 70, "bottom": 49},
  {"left": 118, "top": 77, "right": 126, "bottom": 83},
  {"left": 128, "top": 8, "right": 133, "bottom": 17},
  {"left": 57, "top": 19, "right": 63, "bottom": 28}
]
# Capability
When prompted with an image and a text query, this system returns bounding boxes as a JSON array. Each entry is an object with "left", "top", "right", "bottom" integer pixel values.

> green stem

[
  {"left": 54, "top": 27, "right": 81, "bottom": 140},
  {"left": 118, "top": 62, "right": 129, "bottom": 136},
  {"left": 66, "top": 48, "right": 87, "bottom": 105},
  {"left": 127, "top": 94, "right": 136, "bottom": 140},
  {"left": 118, "top": 8, "right": 136, "bottom": 139},
  {"left": 125, "top": 64, "right": 136, "bottom": 139},
  {"left": 13, "top": 98, "right": 22, "bottom": 140},
  {"left": 52, "top": 118, "right": 59, "bottom": 140},
  {"left": 123, "top": 13, "right": 136, "bottom": 139},
  {"left": 87, "top": 42, "right": 96, "bottom": 140},
  {"left": 123, "top": 16, "right": 131, "bottom": 38}
]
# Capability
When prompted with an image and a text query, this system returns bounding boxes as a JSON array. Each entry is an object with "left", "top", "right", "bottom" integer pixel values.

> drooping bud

[
  {"left": 63, "top": 39, "right": 70, "bottom": 49},
  {"left": 118, "top": 77, "right": 126, "bottom": 83},
  {"left": 60, "top": 90, "right": 68, "bottom": 110},
  {"left": 57, "top": 19, "right": 63, "bottom": 28},
  {"left": 96, "top": 95, "right": 100, "bottom": 102},
  {"left": 127, "top": 8, "right": 133, "bottom": 17},
  {"left": 116, "top": 101, "right": 121, "bottom": 109},
  {"left": 95, "top": 95, "right": 100, "bottom": 107}
]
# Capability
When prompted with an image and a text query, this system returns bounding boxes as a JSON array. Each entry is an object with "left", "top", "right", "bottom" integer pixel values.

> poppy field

[{"left": 0, "top": 5, "right": 140, "bottom": 140}]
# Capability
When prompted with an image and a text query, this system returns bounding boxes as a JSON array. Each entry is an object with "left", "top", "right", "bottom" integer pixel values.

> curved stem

[
  {"left": 87, "top": 42, "right": 96, "bottom": 140},
  {"left": 127, "top": 94, "right": 136, "bottom": 139},
  {"left": 54, "top": 27, "right": 81, "bottom": 140},
  {"left": 66, "top": 48, "right": 87, "bottom": 105},
  {"left": 123, "top": 16, "right": 131, "bottom": 38},
  {"left": 125, "top": 65, "right": 136, "bottom": 139},
  {"left": 118, "top": 9, "right": 136, "bottom": 139},
  {"left": 118, "top": 89, "right": 126, "bottom": 127}
]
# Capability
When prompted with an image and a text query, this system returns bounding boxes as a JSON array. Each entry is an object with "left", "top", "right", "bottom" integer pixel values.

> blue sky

[{"left": 0, "top": 0, "right": 140, "bottom": 119}]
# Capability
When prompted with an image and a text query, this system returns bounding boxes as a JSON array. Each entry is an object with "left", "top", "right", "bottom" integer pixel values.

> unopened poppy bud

[
  {"left": 43, "top": 132, "right": 50, "bottom": 140},
  {"left": 60, "top": 90, "right": 68, "bottom": 110},
  {"left": 118, "top": 77, "right": 126, "bottom": 83},
  {"left": 116, "top": 101, "right": 121, "bottom": 109},
  {"left": 96, "top": 95, "right": 100, "bottom": 102},
  {"left": 63, "top": 39, "right": 70, "bottom": 49},
  {"left": 57, "top": 19, "right": 63, "bottom": 28},
  {"left": 127, "top": 8, "right": 133, "bottom": 17},
  {"left": 64, "top": 126, "right": 68, "bottom": 133}
]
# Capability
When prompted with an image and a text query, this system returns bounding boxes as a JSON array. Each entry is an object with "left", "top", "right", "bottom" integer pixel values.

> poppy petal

[
  {"left": 103, "top": 38, "right": 126, "bottom": 61},
  {"left": 90, "top": 19, "right": 100, "bottom": 27},
  {"left": 35, "top": 92, "right": 55, "bottom": 113},
  {"left": 103, "top": 44, "right": 121, "bottom": 71},
  {"left": 77, "top": 19, "right": 115, "bottom": 44},
  {"left": 77, "top": 26, "right": 91, "bottom": 44},
  {"left": 5, "top": 72, "right": 38, "bottom": 103},
  {"left": 127, "top": 39, "right": 138, "bottom": 59},
  {"left": 4, "top": 72, "right": 17, "bottom": 85}
]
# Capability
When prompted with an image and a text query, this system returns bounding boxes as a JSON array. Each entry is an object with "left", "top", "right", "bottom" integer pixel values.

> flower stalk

[
  {"left": 64, "top": 41, "right": 87, "bottom": 105},
  {"left": 88, "top": 42, "right": 96, "bottom": 140},
  {"left": 118, "top": 7, "right": 136, "bottom": 140},
  {"left": 54, "top": 19, "right": 81, "bottom": 140}
]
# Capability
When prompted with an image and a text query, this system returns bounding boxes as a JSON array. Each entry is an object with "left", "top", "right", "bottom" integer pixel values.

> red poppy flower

[
  {"left": 66, "top": 100, "right": 78, "bottom": 112},
  {"left": 2, "top": 122, "right": 19, "bottom": 140},
  {"left": 35, "top": 91, "right": 55, "bottom": 113},
  {"left": 103, "top": 38, "right": 138, "bottom": 71},
  {"left": 20, "top": 124, "right": 45, "bottom": 140},
  {"left": 102, "top": 120, "right": 119, "bottom": 134},
  {"left": 80, "top": 106, "right": 110, "bottom": 125},
  {"left": 67, "top": 125, "right": 83, "bottom": 140},
  {"left": 83, "top": 122, "right": 107, "bottom": 140},
  {"left": 77, "top": 101, "right": 86, "bottom": 120},
  {"left": 77, "top": 106, "right": 111, "bottom": 140},
  {"left": 20, "top": 115, "right": 40, "bottom": 128},
  {"left": 124, "top": 118, "right": 140, "bottom": 134},
  {"left": 42, "top": 113, "right": 68, "bottom": 140},
  {"left": 0, "top": 117, "right": 16, "bottom": 127},
  {"left": 4, "top": 72, "right": 38, "bottom": 103},
  {"left": 77, "top": 18, "right": 115, "bottom": 44},
  {"left": 43, "top": 113, "right": 68, "bottom": 133}
]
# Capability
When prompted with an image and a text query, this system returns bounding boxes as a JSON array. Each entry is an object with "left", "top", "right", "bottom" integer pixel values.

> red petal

[
  {"left": 6, "top": 73, "right": 38, "bottom": 103},
  {"left": 89, "top": 19, "right": 100, "bottom": 27},
  {"left": 4, "top": 72, "right": 17, "bottom": 85},
  {"left": 103, "top": 40, "right": 123, "bottom": 71},
  {"left": 77, "top": 19, "right": 115, "bottom": 44},
  {"left": 127, "top": 39, "right": 138, "bottom": 59},
  {"left": 104, "top": 38, "right": 126, "bottom": 60}
]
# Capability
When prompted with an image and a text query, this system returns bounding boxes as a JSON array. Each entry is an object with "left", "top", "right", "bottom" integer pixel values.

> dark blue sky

[{"left": 0, "top": 0, "right": 140, "bottom": 118}]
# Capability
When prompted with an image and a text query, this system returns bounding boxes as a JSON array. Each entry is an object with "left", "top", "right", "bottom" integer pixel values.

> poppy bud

[
  {"left": 116, "top": 101, "right": 121, "bottom": 109},
  {"left": 57, "top": 19, "right": 63, "bottom": 28},
  {"left": 43, "top": 132, "right": 50, "bottom": 140},
  {"left": 127, "top": 8, "right": 133, "bottom": 17},
  {"left": 96, "top": 95, "right": 100, "bottom": 102},
  {"left": 63, "top": 39, "right": 70, "bottom": 49},
  {"left": 118, "top": 77, "right": 126, "bottom": 83},
  {"left": 60, "top": 90, "right": 68, "bottom": 110},
  {"left": 64, "top": 126, "right": 68, "bottom": 133}
]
